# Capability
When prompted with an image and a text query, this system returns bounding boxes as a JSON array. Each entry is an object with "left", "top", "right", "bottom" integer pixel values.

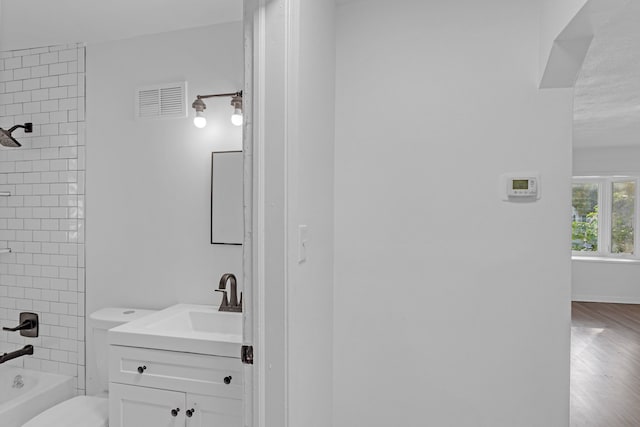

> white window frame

[{"left": 572, "top": 176, "right": 640, "bottom": 259}]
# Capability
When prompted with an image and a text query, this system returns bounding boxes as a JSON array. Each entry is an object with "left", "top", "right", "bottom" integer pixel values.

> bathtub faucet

[{"left": 0, "top": 344, "right": 34, "bottom": 365}]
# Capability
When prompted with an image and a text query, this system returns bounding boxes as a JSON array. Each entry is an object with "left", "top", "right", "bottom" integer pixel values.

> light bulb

[
  {"left": 194, "top": 111, "right": 207, "bottom": 128},
  {"left": 231, "top": 108, "right": 243, "bottom": 126}
]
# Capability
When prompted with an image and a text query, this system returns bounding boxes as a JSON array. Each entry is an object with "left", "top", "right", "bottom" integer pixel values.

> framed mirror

[{"left": 211, "top": 151, "right": 243, "bottom": 245}]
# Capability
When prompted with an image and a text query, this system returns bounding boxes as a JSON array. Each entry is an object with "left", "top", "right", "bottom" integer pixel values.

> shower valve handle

[{"left": 3, "top": 319, "right": 36, "bottom": 332}]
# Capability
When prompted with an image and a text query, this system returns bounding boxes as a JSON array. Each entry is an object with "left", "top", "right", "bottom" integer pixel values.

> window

[{"left": 572, "top": 176, "right": 638, "bottom": 257}]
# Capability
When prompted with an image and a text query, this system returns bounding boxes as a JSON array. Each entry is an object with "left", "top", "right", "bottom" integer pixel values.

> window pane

[
  {"left": 572, "top": 183, "right": 598, "bottom": 252},
  {"left": 611, "top": 181, "right": 635, "bottom": 254}
]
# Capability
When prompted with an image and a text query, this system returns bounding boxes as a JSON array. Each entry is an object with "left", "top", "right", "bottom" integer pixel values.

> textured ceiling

[
  {"left": 0, "top": 0, "right": 242, "bottom": 51},
  {"left": 574, "top": 1, "right": 640, "bottom": 148}
]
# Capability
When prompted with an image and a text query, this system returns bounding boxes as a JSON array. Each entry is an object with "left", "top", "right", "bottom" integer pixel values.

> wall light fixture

[{"left": 191, "top": 91, "right": 243, "bottom": 128}]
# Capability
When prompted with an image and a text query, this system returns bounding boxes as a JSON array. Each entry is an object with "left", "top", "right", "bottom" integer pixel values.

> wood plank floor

[{"left": 572, "top": 302, "right": 640, "bottom": 426}]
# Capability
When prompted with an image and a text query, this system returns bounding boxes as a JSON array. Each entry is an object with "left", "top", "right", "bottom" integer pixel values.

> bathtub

[{"left": 0, "top": 366, "right": 74, "bottom": 427}]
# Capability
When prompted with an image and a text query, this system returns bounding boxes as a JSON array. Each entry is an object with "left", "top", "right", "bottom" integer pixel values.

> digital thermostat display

[
  {"left": 512, "top": 180, "right": 529, "bottom": 190},
  {"left": 500, "top": 173, "right": 540, "bottom": 201}
]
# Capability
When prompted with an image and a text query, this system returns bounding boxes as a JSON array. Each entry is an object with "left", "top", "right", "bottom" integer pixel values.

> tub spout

[{"left": 0, "top": 345, "right": 34, "bottom": 365}]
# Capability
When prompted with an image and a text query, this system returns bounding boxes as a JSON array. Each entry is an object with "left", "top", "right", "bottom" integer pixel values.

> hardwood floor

[{"left": 572, "top": 302, "right": 640, "bottom": 426}]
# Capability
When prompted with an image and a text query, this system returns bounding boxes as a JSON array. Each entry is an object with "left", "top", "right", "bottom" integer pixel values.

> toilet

[{"left": 22, "top": 308, "right": 156, "bottom": 427}]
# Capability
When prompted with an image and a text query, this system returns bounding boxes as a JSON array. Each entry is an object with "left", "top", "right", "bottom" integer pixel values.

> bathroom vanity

[{"left": 107, "top": 304, "right": 243, "bottom": 427}]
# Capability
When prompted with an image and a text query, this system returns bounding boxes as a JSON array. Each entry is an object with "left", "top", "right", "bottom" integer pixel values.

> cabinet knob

[
  {"left": 186, "top": 408, "right": 195, "bottom": 418},
  {"left": 171, "top": 408, "right": 180, "bottom": 417},
  {"left": 224, "top": 375, "right": 232, "bottom": 385},
  {"left": 137, "top": 365, "right": 147, "bottom": 374}
]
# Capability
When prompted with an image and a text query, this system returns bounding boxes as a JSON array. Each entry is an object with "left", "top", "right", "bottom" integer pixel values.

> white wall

[
  {"left": 86, "top": 22, "right": 243, "bottom": 313},
  {"left": 249, "top": 0, "right": 335, "bottom": 425},
  {"left": 85, "top": 22, "right": 243, "bottom": 392},
  {"left": 572, "top": 146, "right": 640, "bottom": 302},
  {"left": 334, "top": 1, "right": 572, "bottom": 426},
  {"left": 286, "top": 1, "right": 335, "bottom": 426}
]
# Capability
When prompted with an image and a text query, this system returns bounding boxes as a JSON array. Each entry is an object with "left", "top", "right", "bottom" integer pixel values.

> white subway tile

[
  {"left": 32, "top": 300, "right": 50, "bottom": 312},
  {"left": 33, "top": 254, "right": 51, "bottom": 265},
  {"left": 13, "top": 90, "right": 31, "bottom": 103},
  {"left": 8, "top": 218, "right": 24, "bottom": 229},
  {"left": 49, "top": 62, "right": 68, "bottom": 75},
  {"left": 7, "top": 173, "right": 24, "bottom": 184},
  {"left": 24, "top": 242, "right": 42, "bottom": 253},
  {"left": 51, "top": 279, "right": 69, "bottom": 291},
  {"left": 32, "top": 184, "right": 51, "bottom": 195},
  {"left": 33, "top": 230, "right": 51, "bottom": 241},
  {"left": 49, "top": 86, "right": 68, "bottom": 99},
  {"left": 59, "top": 269, "right": 77, "bottom": 281},
  {"left": 42, "top": 313, "right": 60, "bottom": 325},
  {"left": 49, "top": 111, "right": 68, "bottom": 124},
  {"left": 16, "top": 275, "right": 33, "bottom": 287},
  {"left": 41, "top": 219, "right": 59, "bottom": 231},
  {"left": 16, "top": 230, "right": 33, "bottom": 242},
  {"left": 59, "top": 98, "right": 77, "bottom": 111},
  {"left": 22, "top": 55, "right": 40, "bottom": 67},
  {"left": 4, "top": 57, "right": 21, "bottom": 69},
  {"left": 5, "top": 103, "right": 23, "bottom": 115},
  {"left": 40, "top": 100, "right": 59, "bottom": 113},
  {"left": 33, "top": 277, "right": 50, "bottom": 290},
  {"left": 40, "top": 75, "right": 58, "bottom": 88},
  {"left": 13, "top": 67, "right": 31, "bottom": 80},
  {"left": 42, "top": 195, "right": 59, "bottom": 206},
  {"left": 50, "top": 231, "right": 68, "bottom": 243},
  {"left": 23, "top": 102, "right": 42, "bottom": 114},
  {"left": 59, "top": 73, "right": 77, "bottom": 86},
  {"left": 40, "top": 52, "right": 58, "bottom": 65},
  {"left": 50, "top": 326, "right": 69, "bottom": 338},
  {"left": 58, "top": 49, "right": 77, "bottom": 62},
  {"left": 42, "top": 242, "right": 60, "bottom": 254},
  {"left": 31, "top": 88, "right": 48, "bottom": 101},
  {"left": 30, "top": 65, "right": 49, "bottom": 78},
  {"left": 50, "top": 350, "right": 68, "bottom": 363},
  {"left": 42, "top": 290, "right": 59, "bottom": 302},
  {"left": 24, "top": 265, "right": 41, "bottom": 277},
  {"left": 5, "top": 80, "right": 23, "bottom": 93},
  {"left": 16, "top": 299, "right": 33, "bottom": 310}
]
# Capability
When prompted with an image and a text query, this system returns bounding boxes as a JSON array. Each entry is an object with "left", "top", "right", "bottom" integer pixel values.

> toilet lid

[{"left": 22, "top": 396, "right": 108, "bottom": 427}]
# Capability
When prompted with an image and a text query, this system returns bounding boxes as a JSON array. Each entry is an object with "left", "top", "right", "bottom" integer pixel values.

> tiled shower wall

[{"left": 0, "top": 44, "right": 86, "bottom": 394}]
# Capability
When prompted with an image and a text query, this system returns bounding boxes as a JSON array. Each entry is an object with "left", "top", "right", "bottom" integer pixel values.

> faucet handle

[{"left": 215, "top": 289, "right": 229, "bottom": 307}]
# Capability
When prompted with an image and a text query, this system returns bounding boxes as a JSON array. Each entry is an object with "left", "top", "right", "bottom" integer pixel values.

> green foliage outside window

[
  {"left": 572, "top": 206, "right": 598, "bottom": 251},
  {"left": 611, "top": 181, "right": 635, "bottom": 254},
  {"left": 572, "top": 182, "right": 599, "bottom": 252}
]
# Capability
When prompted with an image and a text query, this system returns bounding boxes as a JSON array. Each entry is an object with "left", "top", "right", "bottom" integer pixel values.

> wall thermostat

[{"left": 500, "top": 173, "right": 540, "bottom": 201}]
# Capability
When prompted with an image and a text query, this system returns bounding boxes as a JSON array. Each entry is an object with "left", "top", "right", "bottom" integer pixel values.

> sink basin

[
  {"left": 145, "top": 307, "right": 242, "bottom": 336},
  {"left": 108, "top": 304, "right": 243, "bottom": 358}
]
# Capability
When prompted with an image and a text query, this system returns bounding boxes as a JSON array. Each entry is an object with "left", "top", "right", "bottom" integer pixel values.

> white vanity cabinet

[{"left": 108, "top": 345, "right": 243, "bottom": 427}]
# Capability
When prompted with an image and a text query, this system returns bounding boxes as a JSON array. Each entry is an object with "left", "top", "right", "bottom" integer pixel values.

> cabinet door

[
  {"left": 110, "top": 382, "right": 186, "bottom": 427},
  {"left": 186, "top": 393, "right": 242, "bottom": 427}
]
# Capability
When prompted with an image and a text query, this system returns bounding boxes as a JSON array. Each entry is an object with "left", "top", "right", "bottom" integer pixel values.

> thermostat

[{"left": 500, "top": 173, "right": 540, "bottom": 201}]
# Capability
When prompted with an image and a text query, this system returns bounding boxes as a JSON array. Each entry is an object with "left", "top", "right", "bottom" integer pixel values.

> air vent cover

[{"left": 135, "top": 82, "right": 187, "bottom": 119}]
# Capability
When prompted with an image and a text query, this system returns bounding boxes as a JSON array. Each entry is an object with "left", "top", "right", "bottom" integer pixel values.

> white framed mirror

[{"left": 211, "top": 151, "right": 243, "bottom": 245}]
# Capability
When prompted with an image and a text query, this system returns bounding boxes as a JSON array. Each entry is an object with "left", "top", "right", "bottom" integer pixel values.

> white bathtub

[{"left": 0, "top": 366, "right": 74, "bottom": 427}]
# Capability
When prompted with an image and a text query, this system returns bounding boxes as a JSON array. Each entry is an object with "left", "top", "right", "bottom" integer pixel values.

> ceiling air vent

[{"left": 135, "top": 82, "right": 187, "bottom": 120}]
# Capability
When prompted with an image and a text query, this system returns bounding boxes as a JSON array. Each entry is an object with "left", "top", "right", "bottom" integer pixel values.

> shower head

[{"left": 0, "top": 123, "right": 33, "bottom": 148}]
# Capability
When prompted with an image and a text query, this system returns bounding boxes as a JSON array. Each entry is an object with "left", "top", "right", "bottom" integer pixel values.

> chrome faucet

[{"left": 216, "top": 273, "right": 242, "bottom": 312}]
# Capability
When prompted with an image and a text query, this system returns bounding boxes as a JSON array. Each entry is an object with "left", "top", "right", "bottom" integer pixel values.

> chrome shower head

[{"left": 0, "top": 123, "right": 33, "bottom": 148}]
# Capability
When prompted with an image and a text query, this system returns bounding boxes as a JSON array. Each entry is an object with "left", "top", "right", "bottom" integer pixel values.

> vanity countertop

[{"left": 108, "top": 304, "right": 242, "bottom": 358}]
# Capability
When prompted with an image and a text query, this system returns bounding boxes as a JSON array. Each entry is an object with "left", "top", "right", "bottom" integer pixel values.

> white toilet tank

[{"left": 88, "top": 308, "right": 156, "bottom": 394}]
